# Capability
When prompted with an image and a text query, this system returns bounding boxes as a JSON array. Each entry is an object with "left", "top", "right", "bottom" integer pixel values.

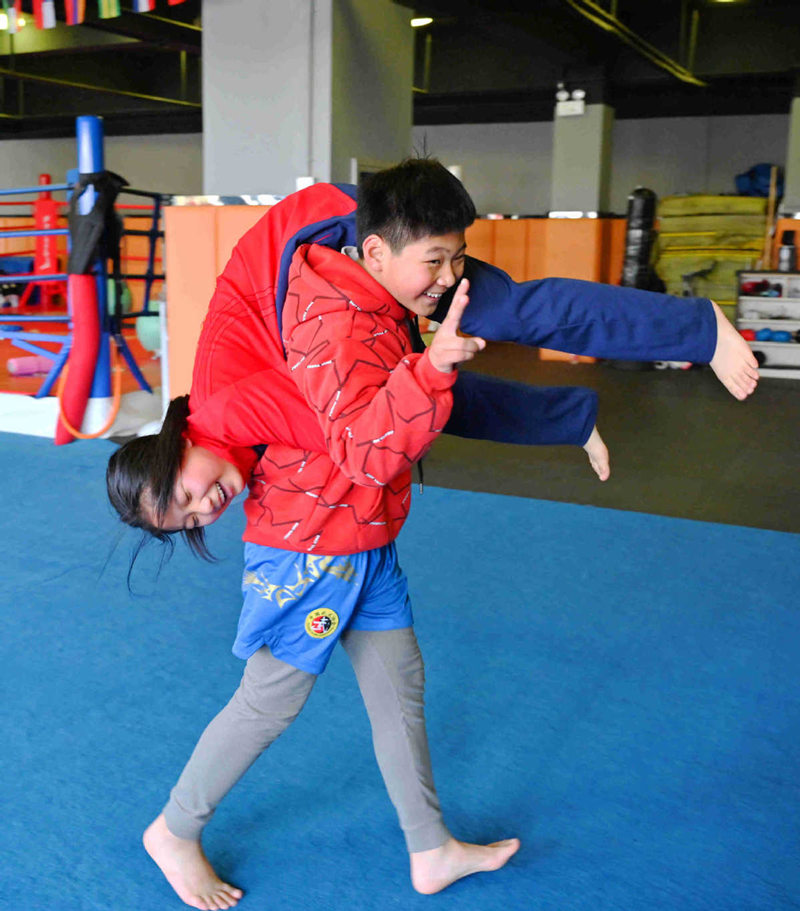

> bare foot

[
  {"left": 410, "top": 836, "right": 521, "bottom": 895},
  {"left": 709, "top": 301, "right": 759, "bottom": 400},
  {"left": 143, "top": 814, "right": 243, "bottom": 910},
  {"left": 583, "top": 424, "right": 610, "bottom": 481}
]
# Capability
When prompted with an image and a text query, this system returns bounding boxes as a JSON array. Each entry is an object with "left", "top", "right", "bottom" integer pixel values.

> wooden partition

[{"left": 164, "top": 208, "right": 629, "bottom": 395}]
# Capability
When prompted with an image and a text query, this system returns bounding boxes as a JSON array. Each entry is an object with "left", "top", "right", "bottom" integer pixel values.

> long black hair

[{"left": 106, "top": 395, "right": 214, "bottom": 570}]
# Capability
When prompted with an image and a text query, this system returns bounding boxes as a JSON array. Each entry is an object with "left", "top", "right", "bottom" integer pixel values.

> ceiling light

[
  {"left": 18, "top": 15, "right": 26, "bottom": 26},
  {"left": 411, "top": 17, "right": 433, "bottom": 27},
  {"left": 0, "top": 12, "right": 7, "bottom": 29}
]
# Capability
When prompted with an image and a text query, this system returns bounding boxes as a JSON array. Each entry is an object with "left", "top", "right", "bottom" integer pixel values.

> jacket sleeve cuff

[{"left": 412, "top": 349, "right": 459, "bottom": 391}]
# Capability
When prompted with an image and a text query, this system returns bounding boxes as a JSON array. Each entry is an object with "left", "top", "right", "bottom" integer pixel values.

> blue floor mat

[{"left": 2, "top": 433, "right": 799, "bottom": 910}]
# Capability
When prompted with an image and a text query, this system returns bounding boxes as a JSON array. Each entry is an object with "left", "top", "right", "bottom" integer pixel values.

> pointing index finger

[{"left": 440, "top": 278, "right": 470, "bottom": 332}]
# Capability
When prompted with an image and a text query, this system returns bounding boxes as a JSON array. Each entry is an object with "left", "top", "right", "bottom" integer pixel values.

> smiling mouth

[
  {"left": 215, "top": 481, "right": 228, "bottom": 508},
  {"left": 423, "top": 291, "right": 443, "bottom": 300}
]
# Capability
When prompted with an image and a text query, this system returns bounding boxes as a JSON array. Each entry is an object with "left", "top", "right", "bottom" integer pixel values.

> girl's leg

[
  {"left": 339, "top": 626, "right": 449, "bottom": 852},
  {"left": 164, "top": 646, "right": 317, "bottom": 838}
]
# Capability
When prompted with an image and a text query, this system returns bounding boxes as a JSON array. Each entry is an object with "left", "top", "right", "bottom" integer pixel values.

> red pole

[{"left": 55, "top": 274, "right": 101, "bottom": 445}]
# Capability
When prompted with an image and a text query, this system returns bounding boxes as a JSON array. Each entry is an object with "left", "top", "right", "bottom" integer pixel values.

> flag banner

[
  {"left": 42, "top": 0, "right": 56, "bottom": 27},
  {"left": 65, "top": 0, "right": 86, "bottom": 24},
  {"left": 1, "top": 1, "right": 10, "bottom": 34},
  {"left": 167, "top": 0, "right": 188, "bottom": 6},
  {"left": 33, "top": 0, "right": 56, "bottom": 29},
  {"left": 133, "top": 0, "right": 156, "bottom": 10},
  {"left": 97, "top": 0, "right": 121, "bottom": 18},
  {"left": 1, "top": 0, "right": 15, "bottom": 35}
]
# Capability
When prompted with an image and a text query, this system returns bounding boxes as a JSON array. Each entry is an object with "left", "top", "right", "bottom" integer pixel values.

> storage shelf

[
  {"left": 739, "top": 295, "right": 800, "bottom": 305},
  {"left": 747, "top": 340, "right": 800, "bottom": 350},
  {"left": 738, "top": 319, "right": 800, "bottom": 329},
  {"left": 738, "top": 273, "right": 800, "bottom": 376},
  {"left": 759, "top": 367, "right": 800, "bottom": 379},
  {"left": 738, "top": 300, "right": 800, "bottom": 320}
]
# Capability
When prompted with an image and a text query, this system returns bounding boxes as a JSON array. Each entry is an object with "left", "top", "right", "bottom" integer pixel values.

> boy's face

[
  {"left": 365, "top": 231, "right": 467, "bottom": 318},
  {"left": 147, "top": 441, "right": 244, "bottom": 532}
]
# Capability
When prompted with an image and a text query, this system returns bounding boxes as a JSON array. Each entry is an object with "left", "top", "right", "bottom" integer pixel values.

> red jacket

[
  {"left": 187, "top": 187, "right": 455, "bottom": 554},
  {"left": 187, "top": 185, "right": 358, "bottom": 481}
]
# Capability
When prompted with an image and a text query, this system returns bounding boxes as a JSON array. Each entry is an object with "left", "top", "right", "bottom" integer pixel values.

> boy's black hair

[
  {"left": 106, "top": 395, "right": 213, "bottom": 577},
  {"left": 356, "top": 158, "right": 476, "bottom": 253}
]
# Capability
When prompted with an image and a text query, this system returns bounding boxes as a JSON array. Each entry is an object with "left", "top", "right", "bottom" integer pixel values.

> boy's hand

[
  {"left": 583, "top": 425, "right": 610, "bottom": 481},
  {"left": 709, "top": 301, "right": 759, "bottom": 400},
  {"left": 428, "top": 279, "right": 486, "bottom": 373}
]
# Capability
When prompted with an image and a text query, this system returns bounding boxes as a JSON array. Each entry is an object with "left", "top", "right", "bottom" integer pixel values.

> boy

[
  {"left": 131, "top": 160, "right": 755, "bottom": 910},
  {"left": 140, "top": 162, "right": 530, "bottom": 911}
]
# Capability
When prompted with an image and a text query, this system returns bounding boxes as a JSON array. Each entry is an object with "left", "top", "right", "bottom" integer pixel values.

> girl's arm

[{"left": 433, "top": 257, "right": 717, "bottom": 363}]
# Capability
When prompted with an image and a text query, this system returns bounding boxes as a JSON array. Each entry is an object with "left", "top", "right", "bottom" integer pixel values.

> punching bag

[
  {"left": 606, "top": 187, "right": 662, "bottom": 371},
  {"left": 621, "top": 188, "right": 658, "bottom": 290}
]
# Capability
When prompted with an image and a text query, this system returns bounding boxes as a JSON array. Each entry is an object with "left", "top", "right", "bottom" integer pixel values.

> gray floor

[{"left": 426, "top": 345, "right": 800, "bottom": 534}]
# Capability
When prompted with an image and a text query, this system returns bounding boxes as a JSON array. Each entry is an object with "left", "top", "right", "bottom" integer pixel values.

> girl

[{"left": 106, "top": 164, "right": 755, "bottom": 910}]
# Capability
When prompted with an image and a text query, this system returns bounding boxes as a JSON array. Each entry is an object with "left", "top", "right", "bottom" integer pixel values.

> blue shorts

[{"left": 233, "top": 541, "right": 413, "bottom": 674}]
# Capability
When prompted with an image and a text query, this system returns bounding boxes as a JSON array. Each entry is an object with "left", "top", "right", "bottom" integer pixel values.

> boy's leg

[
  {"left": 145, "top": 647, "right": 316, "bottom": 910},
  {"left": 164, "top": 646, "right": 317, "bottom": 838},
  {"left": 340, "top": 626, "right": 520, "bottom": 894},
  {"left": 339, "top": 625, "right": 449, "bottom": 852}
]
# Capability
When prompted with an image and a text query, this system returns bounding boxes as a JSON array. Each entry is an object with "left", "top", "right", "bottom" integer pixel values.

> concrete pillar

[
  {"left": 202, "top": 0, "right": 413, "bottom": 196},
  {"left": 781, "top": 73, "right": 800, "bottom": 215},
  {"left": 550, "top": 102, "right": 615, "bottom": 215}
]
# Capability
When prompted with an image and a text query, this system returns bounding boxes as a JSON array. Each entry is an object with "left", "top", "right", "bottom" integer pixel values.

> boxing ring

[{"left": 0, "top": 115, "right": 168, "bottom": 442}]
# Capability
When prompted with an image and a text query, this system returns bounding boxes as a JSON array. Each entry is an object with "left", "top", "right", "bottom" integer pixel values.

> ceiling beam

[
  {"left": 562, "top": 0, "right": 706, "bottom": 86},
  {"left": 0, "top": 64, "right": 201, "bottom": 108},
  {"left": 80, "top": 12, "right": 200, "bottom": 55}
]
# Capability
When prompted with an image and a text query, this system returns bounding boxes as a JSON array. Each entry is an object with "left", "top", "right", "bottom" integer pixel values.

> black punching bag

[
  {"left": 606, "top": 187, "right": 662, "bottom": 371},
  {"left": 621, "top": 187, "right": 657, "bottom": 290}
]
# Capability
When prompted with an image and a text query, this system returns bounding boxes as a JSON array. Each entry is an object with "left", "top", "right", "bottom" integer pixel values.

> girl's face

[{"left": 149, "top": 441, "right": 244, "bottom": 531}]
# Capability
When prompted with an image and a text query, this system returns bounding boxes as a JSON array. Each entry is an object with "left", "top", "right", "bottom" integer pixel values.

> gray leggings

[{"left": 163, "top": 627, "right": 450, "bottom": 853}]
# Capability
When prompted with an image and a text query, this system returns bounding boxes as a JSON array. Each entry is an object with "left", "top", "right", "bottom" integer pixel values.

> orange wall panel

[
  {"left": 216, "top": 207, "right": 268, "bottom": 268},
  {"left": 544, "top": 218, "right": 604, "bottom": 281},
  {"left": 602, "top": 217, "right": 627, "bottom": 286},
  {"left": 165, "top": 207, "right": 219, "bottom": 397},
  {"left": 165, "top": 206, "right": 272, "bottom": 397},
  {"left": 465, "top": 219, "right": 495, "bottom": 264},
  {"left": 492, "top": 219, "right": 528, "bottom": 281},
  {"left": 525, "top": 220, "right": 549, "bottom": 280}
]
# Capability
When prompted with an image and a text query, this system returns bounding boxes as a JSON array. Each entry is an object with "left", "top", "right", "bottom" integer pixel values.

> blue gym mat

[{"left": 1, "top": 432, "right": 799, "bottom": 910}]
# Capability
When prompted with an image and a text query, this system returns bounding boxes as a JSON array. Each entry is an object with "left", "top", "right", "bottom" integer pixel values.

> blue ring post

[{"left": 76, "top": 115, "right": 112, "bottom": 398}]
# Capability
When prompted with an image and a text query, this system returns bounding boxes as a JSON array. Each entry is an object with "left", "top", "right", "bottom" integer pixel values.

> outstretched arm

[
  {"left": 431, "top": 258, "right": 758, "bottom": 400},
  {"left": 437, "top": 282, "right": 609, "bottom": 480},
  {"left": 445, "top": 371, "right": 608, "bottom": 480}
]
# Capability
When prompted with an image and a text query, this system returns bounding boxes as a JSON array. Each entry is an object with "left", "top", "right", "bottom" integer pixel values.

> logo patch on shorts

[{"left": 304, "top": 608, "right": 339, "bottom": 639}]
